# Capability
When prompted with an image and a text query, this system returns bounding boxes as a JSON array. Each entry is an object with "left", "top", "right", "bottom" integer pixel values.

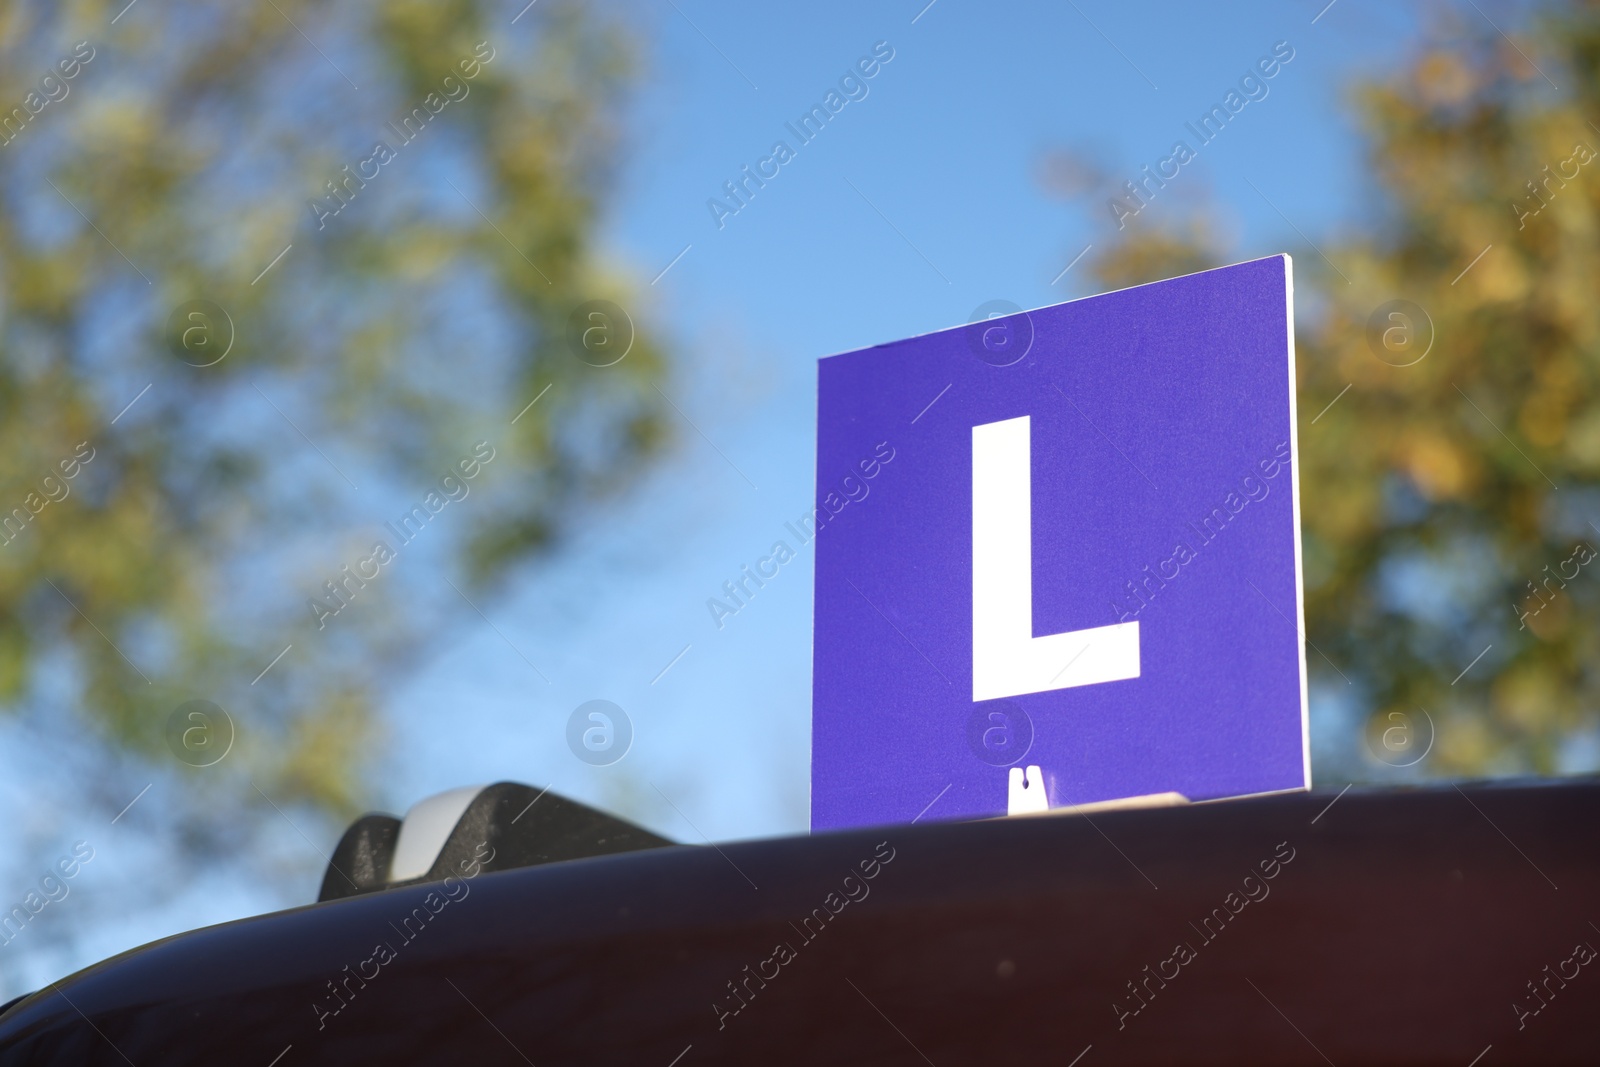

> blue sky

[
  {"left": 3, "top": 0, "right": 1452, "bottom": 996},
  {"left": 381, "top": 0, "right": 1421, "bottom": 843}
]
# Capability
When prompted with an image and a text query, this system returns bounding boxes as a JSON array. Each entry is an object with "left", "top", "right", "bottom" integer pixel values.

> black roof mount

[{"left": 318, "top": 781, "right": 673, "bottom": 902}]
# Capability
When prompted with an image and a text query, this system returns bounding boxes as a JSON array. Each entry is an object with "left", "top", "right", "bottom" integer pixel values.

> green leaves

[
  {"left": 0, "top": 0, "right": 670, "bottom": 862},
  {"left": 1093, "top": 3, "right": 1600, "bottom": 777}
]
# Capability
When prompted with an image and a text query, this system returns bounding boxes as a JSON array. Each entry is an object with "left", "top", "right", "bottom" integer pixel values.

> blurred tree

[
  {"left": 0, "top": 0, "right": 669, "bottom": 915},
  {"left": 1084, "top": 0, "right": 1600, "bottom": 779}
]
